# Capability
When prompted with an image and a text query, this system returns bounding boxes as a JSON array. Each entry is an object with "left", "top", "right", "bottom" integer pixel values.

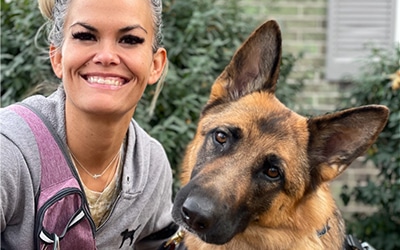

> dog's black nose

[{"left": 181, "top": 196, "right": 214, "bottom": 233}]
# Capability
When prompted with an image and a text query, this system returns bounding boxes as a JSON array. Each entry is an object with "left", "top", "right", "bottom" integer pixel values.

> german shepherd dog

[{"left": 171, "top": 20, "right": 389, "bottom": 249}]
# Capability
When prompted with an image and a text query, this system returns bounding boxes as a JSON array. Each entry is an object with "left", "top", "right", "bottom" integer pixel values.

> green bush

[
  {"left": 1, "top": 0, "right": 56, "bottom": 107},
  {"left": 1, "top": 0, "right": 303, "bottom": 193},
  {"left": 339, "top": 45, "right": 400, "bottom": 250}
]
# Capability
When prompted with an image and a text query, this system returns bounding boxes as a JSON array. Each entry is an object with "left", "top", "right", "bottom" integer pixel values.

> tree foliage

[
  {"left": 339, "top": 45, "right": 400, "bottom": 250},
  {"left": 1, "top": 0, "right": 56, "bottom": 107}
]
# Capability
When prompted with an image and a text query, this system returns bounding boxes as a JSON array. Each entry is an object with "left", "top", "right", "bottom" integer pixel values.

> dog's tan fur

[{"left": 172, "top": 20, "right": 389, "bottom": 250}]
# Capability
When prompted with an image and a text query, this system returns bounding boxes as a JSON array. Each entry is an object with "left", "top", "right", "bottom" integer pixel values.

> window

[{"left": 325, "top": 0, "right": 398, "bottom": 81}]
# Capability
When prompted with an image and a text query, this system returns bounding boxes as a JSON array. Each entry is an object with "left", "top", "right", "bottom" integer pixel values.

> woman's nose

[{"left": 92, "top": 42, "right": 120, "bottom": 66}]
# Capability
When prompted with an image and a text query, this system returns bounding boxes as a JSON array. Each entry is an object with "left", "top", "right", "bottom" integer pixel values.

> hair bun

[{"left": 38, "top": 0, "right": 54, "bottom": 20}]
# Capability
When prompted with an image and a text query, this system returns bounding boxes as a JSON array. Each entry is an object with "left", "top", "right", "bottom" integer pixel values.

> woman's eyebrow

[
  {"left": 70, "top": 22, "right": 96, "bottom": 32},
  {"left": 70, "top": 22, "right": 148, "bottom": 34},
  {"left": 120, "top": 25, "right": 148, "bottom": 34}
]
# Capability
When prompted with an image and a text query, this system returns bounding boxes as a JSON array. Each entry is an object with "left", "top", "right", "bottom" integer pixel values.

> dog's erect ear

[
  {"left": 308, "top": 105, "right": 389, "bottom": 183},
  {"left": 208, "top": 20, "right": 282, "bottom": 103}
]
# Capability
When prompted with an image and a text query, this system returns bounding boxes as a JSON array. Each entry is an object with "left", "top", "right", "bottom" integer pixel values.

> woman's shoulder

[
  {"left": 129, "top": 119, "right": 165, "bottom": 151},
  {"left": 0, "top": 103, "right": 42, "bottom": 191},
  {"left": 1, "top": 87, "right": 65, "bottom": 121},
  {"left": 128, "top": 119, "right": 170, "bottom": 169},
  {"left": 0, "top": 88, "right": 66, "bottom": 178},
  {"left": 22, "top": 87, "right": 65, "bottom": 119}
]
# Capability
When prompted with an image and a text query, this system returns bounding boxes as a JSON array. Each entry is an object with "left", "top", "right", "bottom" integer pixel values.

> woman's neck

[{"left": 65, "top": 103, "right": 132, "bottom": 189}]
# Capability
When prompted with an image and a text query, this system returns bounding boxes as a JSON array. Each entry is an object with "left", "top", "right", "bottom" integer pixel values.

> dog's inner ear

[
  {"left": 307, "top": 105, "right": 389, "bottom": 183},
  {"left": 209, "top": 20, "right": 282, "bottom": 103}
]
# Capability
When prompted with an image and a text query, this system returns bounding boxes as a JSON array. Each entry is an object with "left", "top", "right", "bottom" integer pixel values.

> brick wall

[
  {"left": 238, "top": 0, "right": 377, "bottom": 218},
  {"left": 239, "top": 0, "right": 339, "bottom": 114}
]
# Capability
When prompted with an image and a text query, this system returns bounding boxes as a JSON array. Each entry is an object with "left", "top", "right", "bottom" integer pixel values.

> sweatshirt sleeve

[
  {"left": 0, "top": 107, "right": 41, "bottom": 249},
  {"left": 0, "top": 135, "right": 37, "bottom": 249},
  {"left": 0, "top": 136, "right": 22, "bottom": 230}
]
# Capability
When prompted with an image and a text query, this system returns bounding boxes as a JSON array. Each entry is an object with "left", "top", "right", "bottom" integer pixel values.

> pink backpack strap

[
  {"left": 9, "top": 104, "right": 96, "bottom": 250},
  {"left": 9, "top": 104, "right": 76, "bottom": 192}
]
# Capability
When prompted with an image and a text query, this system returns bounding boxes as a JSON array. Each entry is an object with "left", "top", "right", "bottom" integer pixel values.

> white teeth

[{"left": 87, "top": 76, "right": 123, "bottom": 86}]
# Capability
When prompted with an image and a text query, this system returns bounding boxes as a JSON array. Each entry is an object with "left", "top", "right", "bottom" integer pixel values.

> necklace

[{"left": 69, "top": 147, "right": 121, "bottom": 179}]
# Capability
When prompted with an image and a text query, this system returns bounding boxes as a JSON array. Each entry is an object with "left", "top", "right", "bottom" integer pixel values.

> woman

[{"left": 0, "top": 0, "right": 179, "bottom": 249}]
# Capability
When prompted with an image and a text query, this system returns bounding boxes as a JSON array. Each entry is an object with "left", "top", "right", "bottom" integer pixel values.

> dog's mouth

[{"left": 173, "top": 213, "right": 238, "bottom": 245}]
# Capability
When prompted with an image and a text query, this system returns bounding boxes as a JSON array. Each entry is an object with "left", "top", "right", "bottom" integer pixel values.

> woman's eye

[
  {"left": 72, "top": 32, "right": 96, "bottom": 41},
  {"left": 120, "top": 35, "right": 144, "bottom": 45}
]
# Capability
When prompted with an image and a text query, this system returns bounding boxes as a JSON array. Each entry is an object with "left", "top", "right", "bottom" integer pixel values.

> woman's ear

[
  {"left": 49, "top": 45, "right": 63, "bottom": 79},
  {"left": 148, "top": 48, "right": 167, "bottom": 85}
]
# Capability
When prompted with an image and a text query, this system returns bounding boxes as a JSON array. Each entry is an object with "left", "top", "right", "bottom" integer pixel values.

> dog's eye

[
  {"left": 260, "top": 155, "right": 282, "bottom": 181},
  {"left": 215, "top": 131, "right": 228, "bottom": 144},
  {"left": 264, "top": 166, "right": 280, "bottom": 179}
]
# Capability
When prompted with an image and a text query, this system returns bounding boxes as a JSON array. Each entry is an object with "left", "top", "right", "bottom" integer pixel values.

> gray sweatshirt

[{"left": 0, "top": 88, "right": 178, "bottom": 249}]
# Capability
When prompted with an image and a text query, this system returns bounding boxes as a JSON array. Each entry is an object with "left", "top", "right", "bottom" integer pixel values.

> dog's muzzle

[{"left": 172, "top": 185, "right": 249, "bottom": 245}]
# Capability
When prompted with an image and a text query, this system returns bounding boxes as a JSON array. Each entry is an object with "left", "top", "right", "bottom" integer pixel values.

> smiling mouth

[{"left": 84, "top": 75, "right": 127, "bottom": 86}]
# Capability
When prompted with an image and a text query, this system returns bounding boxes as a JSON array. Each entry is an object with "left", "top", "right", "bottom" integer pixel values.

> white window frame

[{"left": 325, "top": 0, "right": 398, "bottom": 81}]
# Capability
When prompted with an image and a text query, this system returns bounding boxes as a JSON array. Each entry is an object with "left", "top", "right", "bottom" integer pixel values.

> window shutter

[{"left": 325, "top": 0, "right": 397, "bottom": 81}]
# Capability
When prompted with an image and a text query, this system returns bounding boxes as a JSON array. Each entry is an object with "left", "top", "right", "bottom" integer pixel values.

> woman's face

[{"left": 50, "top": 0, "right": 166, "bottom": 117}]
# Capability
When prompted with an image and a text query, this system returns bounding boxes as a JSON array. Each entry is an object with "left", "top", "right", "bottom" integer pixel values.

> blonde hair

[
  {"left": 38, "top": 0, "right": 54, "bottom": 20},
  {"left": 149, "top": 60, "right": 168, "bottom": 117}
]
